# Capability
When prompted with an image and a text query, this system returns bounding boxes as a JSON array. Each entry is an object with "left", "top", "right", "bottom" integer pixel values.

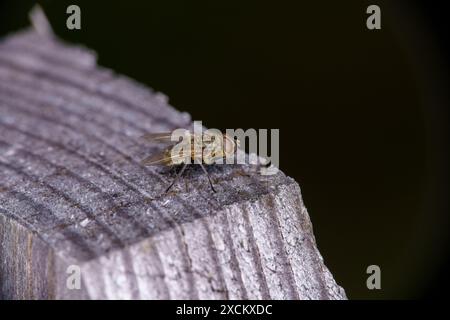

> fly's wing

[
  {"left": 140, "top": 149, "right": 173, "bottom": 166},
  {"left": 140, "top": 145, "right": 202, "bottom": 166},
  {"left": 139, "top": 132, "right": 176, "bottom": 144},
  {"left": 140, "top": 131, "right": 195, "bottom": 145}
]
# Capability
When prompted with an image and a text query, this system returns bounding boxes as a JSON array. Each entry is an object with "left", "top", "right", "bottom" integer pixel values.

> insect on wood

[{"left": 140, "top": 131, "right": 240, "bottom": 193}]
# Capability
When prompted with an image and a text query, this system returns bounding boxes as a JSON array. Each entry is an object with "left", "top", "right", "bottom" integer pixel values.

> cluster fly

[{"left": 140, "top": 131, "right": 240, "bottom": 193}]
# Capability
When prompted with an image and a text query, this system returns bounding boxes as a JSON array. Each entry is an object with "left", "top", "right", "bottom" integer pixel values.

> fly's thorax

[
  {"left": 223, "top": 134, "right": 237, "bottom": 157},
  {"left": 202, "top": 132, "right": 227, "bottom": 163}
]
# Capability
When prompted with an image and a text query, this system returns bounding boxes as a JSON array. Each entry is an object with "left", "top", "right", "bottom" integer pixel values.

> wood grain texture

[{"left": 0, "top": 18, "right": 346, "bottom": 300}]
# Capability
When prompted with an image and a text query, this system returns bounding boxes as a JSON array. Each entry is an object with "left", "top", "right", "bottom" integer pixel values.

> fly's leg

[
  {"left": 199, "top": 163, "right": 216, "bottom": 193},
  {"left": 165, "top": 163, "right": 188, "bottom": 193},
  {"left": 184, "top": 166, "right": 190, "bottom": 193}
]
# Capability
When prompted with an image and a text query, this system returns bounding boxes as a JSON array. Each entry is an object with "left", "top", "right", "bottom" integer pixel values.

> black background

[{"left": 0, "top": 0, "right": 448, "bottom": 299}]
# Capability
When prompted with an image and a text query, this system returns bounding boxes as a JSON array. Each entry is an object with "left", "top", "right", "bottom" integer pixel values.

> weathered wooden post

[{"left": 0, "top": 7, "right": 346, "bottom": 300}]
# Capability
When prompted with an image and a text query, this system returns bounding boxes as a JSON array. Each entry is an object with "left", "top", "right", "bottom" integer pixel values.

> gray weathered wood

[{"left": 0, "top": 11, "right": 346, "bottom": 300}]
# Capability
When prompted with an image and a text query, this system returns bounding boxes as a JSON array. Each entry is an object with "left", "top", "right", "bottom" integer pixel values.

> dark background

[{"left": 0, "top": 0, "right": 448, "bottom": 299}]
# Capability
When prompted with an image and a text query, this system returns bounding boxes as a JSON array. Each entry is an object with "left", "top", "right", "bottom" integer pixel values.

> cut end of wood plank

[{"left": 0, "top": 26, "right": 346, "bottom": 299}]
